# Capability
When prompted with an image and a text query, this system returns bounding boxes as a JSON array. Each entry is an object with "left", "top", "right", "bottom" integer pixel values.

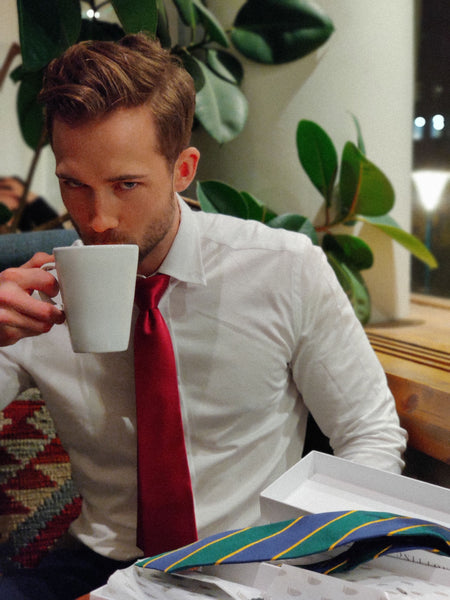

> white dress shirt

[{"left": 0, "top": 198, "right": 407, "bottom": 560}]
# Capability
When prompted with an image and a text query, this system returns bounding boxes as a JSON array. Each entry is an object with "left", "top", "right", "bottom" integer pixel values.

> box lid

[{"left": 260, "top": 451, "right": 450, "bottom": 527}]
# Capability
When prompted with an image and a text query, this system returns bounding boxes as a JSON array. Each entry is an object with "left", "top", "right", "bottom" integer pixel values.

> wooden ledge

[{"left": 366, "top": 295, "right": 450, "bottom": 465}]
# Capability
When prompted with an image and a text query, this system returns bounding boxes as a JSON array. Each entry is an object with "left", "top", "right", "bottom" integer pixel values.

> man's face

[{"left": 52, "top": 104, "right": 198, "bottom": 275}]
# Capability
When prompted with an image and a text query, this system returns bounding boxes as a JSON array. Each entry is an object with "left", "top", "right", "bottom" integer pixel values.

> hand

[{"left": 0, "top": 252, "right": 66, "bottom": 346}]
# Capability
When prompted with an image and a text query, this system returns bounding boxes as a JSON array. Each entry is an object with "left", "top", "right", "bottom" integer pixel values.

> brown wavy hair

[{"left": 39, "top": 33, "right": 196, "bottom": 165}]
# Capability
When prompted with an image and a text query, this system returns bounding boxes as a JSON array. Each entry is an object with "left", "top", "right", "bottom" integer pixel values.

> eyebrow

[
  {"left": 56, "top": 173, "right": 147, "bottom": 182},
  {"left": 107, "top": 174, "right": 147, "bottom": 182}
]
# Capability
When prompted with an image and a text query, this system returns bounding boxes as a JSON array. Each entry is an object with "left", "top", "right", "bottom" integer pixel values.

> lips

[{"left": 82, "top": 232, "right": 131, "bottom": 246}]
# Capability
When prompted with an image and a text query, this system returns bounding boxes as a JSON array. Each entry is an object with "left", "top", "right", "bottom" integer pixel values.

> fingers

[
  {"left": 0, "top": 254, "right": 65, "bottom": 346},
  {"left": 0, "top": 307, "right": 64, "bottom": 347},
  {"left": 22, "top": 251, "right": 56, "bottom": 271},
  {"left": 3, "top": 256, "right": 59, "bottom": 295}
]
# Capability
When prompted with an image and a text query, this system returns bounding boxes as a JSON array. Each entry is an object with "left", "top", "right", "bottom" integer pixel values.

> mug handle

[{"left": 39, "top": 262, "right": 63, "bottom": 309}]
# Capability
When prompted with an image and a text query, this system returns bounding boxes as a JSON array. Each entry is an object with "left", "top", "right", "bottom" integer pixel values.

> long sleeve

[
  {"left": 0, "top": 342, "right": 34, "bottom": 410},
  {"left": 290, "top": 241, "right": 407, "bottom": 473}
]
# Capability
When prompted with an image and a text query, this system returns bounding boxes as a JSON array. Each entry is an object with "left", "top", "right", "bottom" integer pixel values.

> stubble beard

[
  {"left": 72, "top": 192, "right": 180, "bottom": 265},
  {"left": 138, "top": 194, "right": 179, "bottom": 264}
]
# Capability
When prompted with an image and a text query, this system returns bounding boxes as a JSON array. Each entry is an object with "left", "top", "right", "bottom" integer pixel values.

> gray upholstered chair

[{"left": 0, "top": 228, "right": 78, "bottom": 271}]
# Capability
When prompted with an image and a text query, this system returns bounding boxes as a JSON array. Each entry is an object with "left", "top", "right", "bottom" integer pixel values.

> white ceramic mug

[{"left": 43, "top": 244, "right": 139, "bottom": 353}]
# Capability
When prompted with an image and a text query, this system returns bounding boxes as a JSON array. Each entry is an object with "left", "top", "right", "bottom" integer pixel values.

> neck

[{"left": 138, "top": 201, "right": 181, "bottom": 276}]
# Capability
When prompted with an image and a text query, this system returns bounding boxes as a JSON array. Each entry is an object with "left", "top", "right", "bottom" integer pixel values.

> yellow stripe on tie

[
  {"left": 329, "top": 516, "right": 399, "bottom": 551},
  {"left": 215, "top": 516, "right": 305, "bottom": 565},
  {"left": 140, "top": 547, "right": 185, "bottom": 569},
  {"left": 374, "top": 544, "right": 392, "bottom": 559},
  {"left": 165, "top": 527, "right": 252, "bottom": 572},
  {"left": 324, "top": 559, "right": 348, "bottom": 575},
  {"left": 271, "top": 510, "right": 356, "bottom": 561},
  {"left": 388, "top": 523, "right": 450, "bottom": 536}
]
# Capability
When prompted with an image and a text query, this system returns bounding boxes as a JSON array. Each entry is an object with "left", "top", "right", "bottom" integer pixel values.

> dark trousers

[{"left": 0, "top": 543, "right": 134, "bottom": 600}]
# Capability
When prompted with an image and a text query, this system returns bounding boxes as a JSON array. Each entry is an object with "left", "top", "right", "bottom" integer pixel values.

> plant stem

[
  {"left": 316, "top": 212, "right": 353, "bottom": 233},
  {"left": 185, "top": 35, "right": 209, "bottom": 53},
  {"left": 347, "top": 167, "right": 362, "bottom": 217},
  {"left": 34, "top": 213, "right": 72, "bottom": 230}
]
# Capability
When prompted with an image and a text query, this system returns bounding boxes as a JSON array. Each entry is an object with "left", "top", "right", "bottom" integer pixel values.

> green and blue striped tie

[{"left": 137, "top": 510, "right": 450, "bottom": 575}]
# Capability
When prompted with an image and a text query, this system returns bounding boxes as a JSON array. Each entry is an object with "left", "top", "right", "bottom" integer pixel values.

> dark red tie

[{"left": 134, "top": 273, "right": 197, "bottom": 556}]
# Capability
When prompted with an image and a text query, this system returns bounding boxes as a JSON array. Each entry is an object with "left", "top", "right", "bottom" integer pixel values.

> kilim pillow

[{"left": 0, "top": 388, "right": 81, "bottom": 571}]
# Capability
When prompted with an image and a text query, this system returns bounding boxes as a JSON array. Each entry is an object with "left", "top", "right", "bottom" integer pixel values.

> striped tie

[{"left": 137, "top": 510, "right": 450, "bottom": 575}]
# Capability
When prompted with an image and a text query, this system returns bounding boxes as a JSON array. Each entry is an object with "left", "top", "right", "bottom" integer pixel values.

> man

[{"left": 0, "top": 34, "right": 407, "bottom": 599}]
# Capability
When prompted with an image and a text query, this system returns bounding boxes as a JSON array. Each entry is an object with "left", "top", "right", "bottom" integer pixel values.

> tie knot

[{"left": 135, "top": 273, "right": 170, "bottom": 310}]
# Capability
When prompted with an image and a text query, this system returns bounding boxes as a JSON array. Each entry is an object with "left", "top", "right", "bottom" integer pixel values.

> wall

[
  {"left": 0, "top": 1, "right": 415, "bottom": 321},
  {"left": 193, "top": 0, "right": 415, "bottom": 322},
  {"left": 0, "top": 1, "right": 63, "bottom": 213}
]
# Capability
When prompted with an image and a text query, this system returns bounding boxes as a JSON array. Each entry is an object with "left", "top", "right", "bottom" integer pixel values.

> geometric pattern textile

[
  {"left": 0, "top": 388, "right": 81, "bottom": 571},
  {"left": 137, "top": 510, "right": 450, "bottom": 575}
]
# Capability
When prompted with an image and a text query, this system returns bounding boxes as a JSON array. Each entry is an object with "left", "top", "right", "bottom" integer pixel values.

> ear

[{"left": 173, "top": 147, "right": 200, "bottom": 193}]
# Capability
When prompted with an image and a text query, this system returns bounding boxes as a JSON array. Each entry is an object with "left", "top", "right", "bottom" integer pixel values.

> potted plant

[
  {"left": 1, "top": 0, "right": 334, "bottom": 232},
  {"left": 196, "top": 118, "right": 437, "bottom": 324}
]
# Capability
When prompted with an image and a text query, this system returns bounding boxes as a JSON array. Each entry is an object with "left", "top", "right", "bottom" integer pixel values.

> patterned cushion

[{"left": 0, "top": 388, "right": 81, "bottom": 570}]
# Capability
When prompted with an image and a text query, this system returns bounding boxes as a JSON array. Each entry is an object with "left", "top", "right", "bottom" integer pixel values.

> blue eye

[
  {"left": 119, "top": 181, "right": 138, "bottom": 190},
  {"left": 65, "top": 180, "right": 83, "bottom": 188}
]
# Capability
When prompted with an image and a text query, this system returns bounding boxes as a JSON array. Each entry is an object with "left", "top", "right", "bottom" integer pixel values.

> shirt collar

[{"left": 157, "top": 194, "right": 206, "bottom": 286}]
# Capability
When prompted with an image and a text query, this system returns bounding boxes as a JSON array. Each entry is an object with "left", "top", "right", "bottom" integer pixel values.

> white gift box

[
  {"left": 257, "top": 451, "right": 450, "bottom": 598},
  {"left": 260, "top": 451, "right": 450, "bottom": 526},
  {"left": 91, "top": 452, "right": 450, "bottom": 600}
]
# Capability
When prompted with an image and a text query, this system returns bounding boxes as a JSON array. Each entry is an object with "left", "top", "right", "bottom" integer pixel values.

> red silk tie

[{"left": 134, "top": 273, "right": 197, "bottom": 556}]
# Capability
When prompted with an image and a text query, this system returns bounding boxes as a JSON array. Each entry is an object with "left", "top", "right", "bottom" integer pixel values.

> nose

[{"left": 89, "top": 191, "right": 120, "bottom": 233}]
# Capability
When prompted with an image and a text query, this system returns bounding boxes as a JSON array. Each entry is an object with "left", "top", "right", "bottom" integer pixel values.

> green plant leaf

[
  {"left": 17, "top": 0, "right": 81, "bottom": 71},
  {"left": 261, "top": 206, "right": 278, "bottom": 224},
  {"left": 110, "top": 0, "right": 158, "bottom": 35},
  {"left": 358, "top": 215, "right": 438, "bottom": 269},
  {"left": 340, "top": 142, "right": 395, "bottom": 217},
  {"left": 296, "top": 120, "right": 338, "bottom": 206},
  {"left": 322, "top": 233, "right": 373, "bottom": 270},
  {"left": 78, "top": 19, "right": 125, "bottom": 42},
  {"left": 183, "top": 55, "right": 248, "bottom": 144},
  {"left": 326, "top": 251, "right": 371, "bottom": 324},
  {"left": 206, "top": 49, "right": 244, "bottom": 86},
  {"left": 173, "top": 0, "right": 197, "bottom": 28},
  {"left": 17, "top": 70, "right": 46, "bottom": 149},
  {"left": 240, "top": 191, "right": 266, "bottom": 222},
  {"left": 231, "top": 0, "right": 334, "bottom": 64},
  {"left": 0, "top": 203, "right": 13, "bottom": 226},
  {"left": 197, "top": 181, "right": 249, "bottom": 219},
  {"left": 192, "top": 0, "right": 229, "bottom": 47},
  {"left": 10, "top": 65, "right": 26, "bottom": 83},
  {"left": 350, "top": 113, "right": 366, "bottom": 155},
  {"left": 156, "top": 0, "right": 171, "bottom": 47},
  {"left": 268, "top": 213, "right": 318, "bottom": 244}
]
